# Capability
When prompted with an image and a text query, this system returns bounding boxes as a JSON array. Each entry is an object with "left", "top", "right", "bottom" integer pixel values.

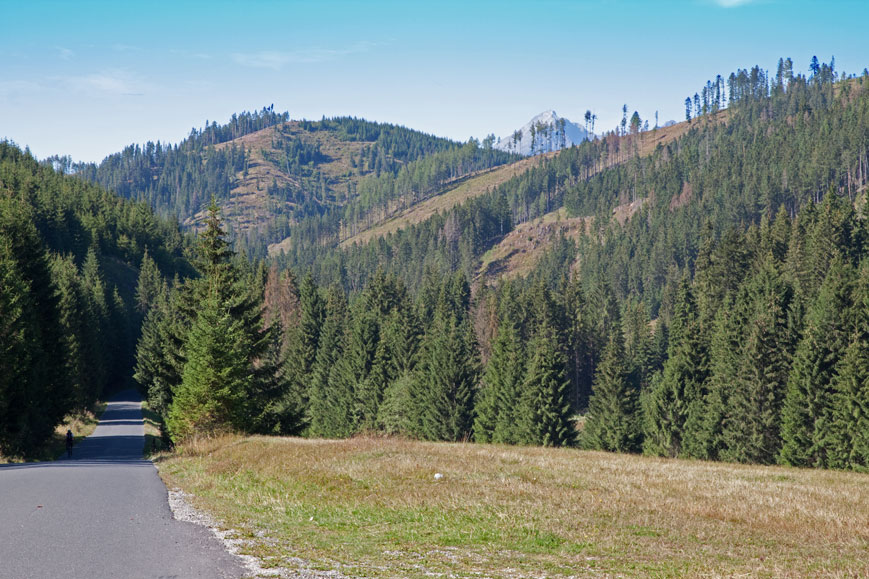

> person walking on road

[{"left": 66, "top": 429, "right": 74, "bottom": 459}]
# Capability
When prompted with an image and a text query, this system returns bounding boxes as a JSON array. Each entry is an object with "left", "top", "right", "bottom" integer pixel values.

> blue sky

[{"left": 1, "top": 0, "right": 867, "bottom": 162}]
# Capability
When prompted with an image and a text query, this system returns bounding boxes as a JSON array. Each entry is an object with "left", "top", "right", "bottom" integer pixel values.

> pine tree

[
  {"left": 0, "top": 237, "right": 35, "bottom": 448},
  {"left": 720, "top": 258, "right": 794, "bottom": 464},
  {"left": 828, "top": 338, "right": 869, "bottom": 470},
  {"left": 643, "top": 277, "right": 708, "bottom": 458},
  {"left": 134, "top": 279, "right": 188, "bottom": 417},
  {"left": 79, "top": 247, "right": 110, "bottom": 401},
  {"left": 701, "top": 295, "right": 747, "bottom": 461},
  {"left": 50, "top": 255, "right": 90, "bottom": 409},
  {"left": 779, "top": 258, "right": 854, "bottom": 467},
  {"left": 348, "top": 309, "right": 382, "bottom": 431},
  {"left": 167, "top": 289, "right": 252, "bottom": 439},
  {"left": 474, "top": 317, "right": 526, "bottom": 444},
  {"left": 298, "top": 273, "right": 325, "bottom": 374},
  {"left": 583, "top": 331, "right": 640, "bottom": 452},
  {"left": 375, "top": 305, "right": 422, "bottom": 432},
  {"left": 165, "top": 201, "right": 270, "bottom": 440},
  {"left": 377, "top": 373, "right": 416, "bottom": 436},
  {"left": 409, "top": 305, "right": 479, "bottom": 441},
  {"left": 308, "top": 286, "right": 351, "bottom": 437},
  {"left": 518, "top": 322, "right": 574, "bottom": 447},
  {"left": 0, "top": 197, "right": 68, "bottom": 455},
  {"left": 135, "top": 248, "right": 163, "bottom": 315},
  {"left": 827, "top": 265, "right": 869, "bottom": 470}
]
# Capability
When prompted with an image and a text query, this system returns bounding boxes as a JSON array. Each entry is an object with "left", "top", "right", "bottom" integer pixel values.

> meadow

[{"left": 157, "top": 435, "right": 869, "bottom": 578}]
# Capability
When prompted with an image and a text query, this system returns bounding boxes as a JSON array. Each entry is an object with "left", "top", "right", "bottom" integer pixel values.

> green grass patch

[
  {"left": 156, "top": 435, "right": 869, "bottom": 578},
  {"left": 141, "top": 401, "right": 171, "bottom": 457}
]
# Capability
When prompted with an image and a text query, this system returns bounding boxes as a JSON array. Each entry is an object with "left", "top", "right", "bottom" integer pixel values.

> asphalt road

[{"left": 0, "top": 390, "right": 246, "bottom": 579}]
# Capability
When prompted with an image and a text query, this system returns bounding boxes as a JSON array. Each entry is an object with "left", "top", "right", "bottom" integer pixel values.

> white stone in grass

[{"left": 434, "top": 473, "right": 444, "bottom": 480}]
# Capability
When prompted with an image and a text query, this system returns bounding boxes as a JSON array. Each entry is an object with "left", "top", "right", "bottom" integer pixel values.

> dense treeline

[
  {"left": 236, "top": 58, "right": 867, "bottom": 470},
  {"left": 138, "top": 187, "right": 869, "bottom": 469},
  {"left": 10, "top": 55, "right": 868, "bottom": 473},
  {"left": 0, "top": 142, "right": 190, "bottom": 456},
  {"left": 137, "top": 208, "right": 579, "bottom": 445}
]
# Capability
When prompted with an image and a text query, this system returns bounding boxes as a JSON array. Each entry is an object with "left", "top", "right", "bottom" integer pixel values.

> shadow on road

[
  {"left": 0, "top": 458, "right": 153, "bottom": 470},
  {"left": 1, "top": 390, "right": 149, "bottom": 470}
]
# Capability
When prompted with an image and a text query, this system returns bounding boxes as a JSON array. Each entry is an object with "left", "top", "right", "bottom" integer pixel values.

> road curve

[{"left": 0, "top": 390, "right": 245, "bottom": 579}]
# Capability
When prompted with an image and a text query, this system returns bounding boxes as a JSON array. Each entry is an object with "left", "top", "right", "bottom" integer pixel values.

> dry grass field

[{"left": 156, "top": 435, "right": 868, "bottom": 578}]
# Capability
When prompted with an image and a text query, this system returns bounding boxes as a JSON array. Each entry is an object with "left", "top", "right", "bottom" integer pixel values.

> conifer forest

[{"left": 2, "top": 57, "right": 869, "bottom": 473}]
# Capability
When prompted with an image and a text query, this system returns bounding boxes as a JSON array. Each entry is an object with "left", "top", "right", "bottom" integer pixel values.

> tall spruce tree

[
  {"left": 827, "top": 263, "right": 869, "bottom": 469},
  {"left": 0, "top": 197, "right": 68, "bottom": 455},
  {"left": 135, "top": 278, "right": 187, "bottom": 416},
  {"left": 583, "top": 330, "right": 640, "bottom": 452},
  {"left": 0, "top": 237, "right": 35, "bottom": 448},
  {"left": 720, "top": 258, "right": 794, "bottom": 464},
  {"left": 518, "top": 321, "right": 574, "bottom": 447},
  {"left": 409, "top": 303, "right": 479, "bottom": 441},
  {"left": 474, "top": 316, "right": 526, "bottom": 444},
  {"left": 700, "top": 294, "right": 748, "bottom": 461},
  {"left": 779, "top": 258, "right": 854, "bottom": 467},
  {"left": 167, "top": 288, "right": 253, "bottom": 439},
  {"left": 165, "top": 201, "right": 271, "bottom": 440},
  {"left": 308, "top": 286, "right": 352, "bottom": 437},
  {"left": 375, "top": 305, "right": 422, "bottom": 434},
  {"left": 644, "top": 277, "right": 708, "bottom": 458}
]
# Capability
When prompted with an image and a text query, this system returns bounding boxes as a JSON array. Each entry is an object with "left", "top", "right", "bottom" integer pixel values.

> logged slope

[
  {"left": 77, "top": 110, "right": 514, "bottom": 258},
  {"left": 336, "top": 152, "right": 549, "bottom": 249},
  {"left": 475, "top": 114, "right": 711, "bottom": 280},
  {"left": 159, "top": 434, "right": 869, "bottom": 578},
  {"left": 184, "top": 121, "right": 374, "bottom": 233},
  {"left": 337, "top": 113, "right": 709, "bottom": 253}
]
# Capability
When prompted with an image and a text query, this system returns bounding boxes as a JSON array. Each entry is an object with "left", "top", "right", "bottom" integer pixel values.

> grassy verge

[
  {"left": 0, "top": 402, "right": 107, "bottom": 463},
  {"left": 142, "top": 401, "right": 171, "bottom": 458},
  {"left": 156, "top": 435, "right": 869, "bottom": 578}
]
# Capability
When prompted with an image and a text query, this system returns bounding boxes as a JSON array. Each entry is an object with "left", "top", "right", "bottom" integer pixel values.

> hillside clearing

[
  {"left": 156, "top": 435, "right": 868, "bottom": 578},
  {"left": 478, "top": 208, "right": 593, "bottom": 281},
  {"left": 338, "top": 112, "right": 723, "bottom": 251},
  {"left": 338, "top": 154, "right": 549, "bottom": 248}
]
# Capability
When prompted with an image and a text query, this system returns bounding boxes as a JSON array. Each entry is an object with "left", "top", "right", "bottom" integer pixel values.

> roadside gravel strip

[
  {"left": 166, "top": 488, "right": 348, "bottom": 579},
  {"left": 0, "top": 390, "right": 246, "bottom": 579}
]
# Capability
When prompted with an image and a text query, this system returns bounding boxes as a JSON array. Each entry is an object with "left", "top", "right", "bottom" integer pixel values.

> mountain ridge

[{"left": 494, "top": 110, "right": 590, "bottom": 156}]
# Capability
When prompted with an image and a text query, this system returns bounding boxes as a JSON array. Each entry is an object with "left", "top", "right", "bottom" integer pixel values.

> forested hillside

[
  {"left": 0, "top": 142, "right": 190, "bottom": 456},
  {"left": 6, "top": 56, "right": 868, "bottom": 471},
  {"left": 73, "top": 108, "right": 516, "bottom": 258},
  {"left": 133, "top": 57, "right": 869, "bottom": 471}
]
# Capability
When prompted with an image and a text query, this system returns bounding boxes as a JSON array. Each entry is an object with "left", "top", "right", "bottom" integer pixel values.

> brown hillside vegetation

[
  {"left": 337, "top": 153, "right": 552, "bottom": 248},
  {"left": 476, "top": 113, "right": 729, "bottom": 281},
  {"left": 158, "top": 435, "right": 869, "bottom": 578},
  {"left": 478, "top": 197, "right": 649, "bottom": 282},
  {"left": 337, "top": 110, "right": 724, "bottom": 256},
  {"left": 186, "top": 121, "right": 375, "bottom": 233},
  {"left": 478, "top": 208, "right": 593, "bottom": 282}
]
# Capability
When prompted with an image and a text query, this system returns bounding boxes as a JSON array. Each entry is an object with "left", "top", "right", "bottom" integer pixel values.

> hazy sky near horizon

[{"left": 2, "top": 0, "right": 867, "bottom": 162}]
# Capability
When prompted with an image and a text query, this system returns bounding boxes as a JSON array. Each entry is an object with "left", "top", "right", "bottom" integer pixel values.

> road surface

[{"left": 0, "top": 390, "right": 246, "bottom": 579}]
